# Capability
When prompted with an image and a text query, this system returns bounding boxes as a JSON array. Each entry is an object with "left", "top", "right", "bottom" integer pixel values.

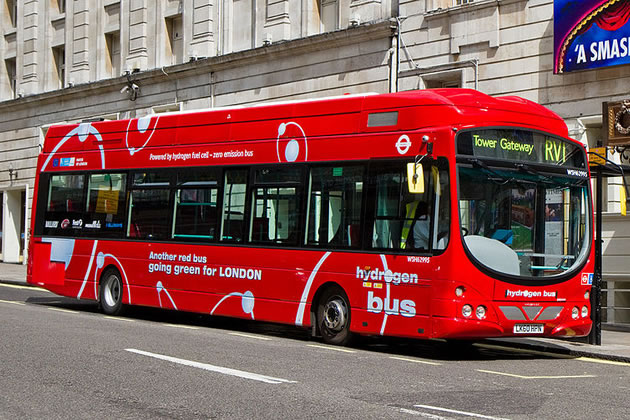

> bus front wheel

[
  {"left": 99, "top": 268, "right": 124, "bottom": 316},
  {"left": 317, "top": 286, "right": 352, "bottom": 346}
]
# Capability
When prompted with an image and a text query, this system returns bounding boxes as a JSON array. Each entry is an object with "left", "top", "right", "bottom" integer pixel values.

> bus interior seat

[
  {"left": 348, "top": 224, "right": 359, "bottom": 246},
  {"left": 463, "top": 235, "right": 520, "bottom": 275},
  {"left": 252, "top": 217, "right": 269, "bottom": 241}
]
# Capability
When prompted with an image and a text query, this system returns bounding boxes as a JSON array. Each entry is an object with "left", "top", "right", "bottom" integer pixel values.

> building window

[
  {"left": 5, "top": 58, "right": 16, "bottom": 98},
  {"left": 420, "top": 69, "right": 463, "bottom": 89},
  {"left": 165, "top": 15, "right": 183, "bottom": 65},
  {"left": 52, "top": 46, "right": 65, "bottom": 90},
  {"left": 455, "top": 0, "right": 473, "bottom": 4},
  {"left": 105, "top": 32, "right": 120, "bottom": 78},
  {"left": 6, "top": 0, "right": 16, "bottom": 27},
  {"left": 319, "top": 0, "right": 338, "bottom": 33},
  {"left": 57, "top": 0, "right": 65, "bottom": 13}
]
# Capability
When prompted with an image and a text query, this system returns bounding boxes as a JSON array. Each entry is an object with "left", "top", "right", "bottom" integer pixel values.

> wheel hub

[
  {"left": 323, "top": 299, "right": 347, "bottom": 331},
  {"left": 104, "top": 275, "right": 120, "bottom": 307}
]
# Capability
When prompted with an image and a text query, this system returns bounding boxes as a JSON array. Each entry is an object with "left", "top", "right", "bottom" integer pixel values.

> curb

[{"left": 483, "top": 338, "right": 630, "bottom": 364}]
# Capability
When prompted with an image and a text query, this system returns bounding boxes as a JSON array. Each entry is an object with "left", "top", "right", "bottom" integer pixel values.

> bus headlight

[
  {"left": 462, "top": 304, "right": 473, "bottom": 318},
  {"left": 455, "top": 286, "right": 465, "bottom": 297},
  {"left": 581, "top": 306, "right": 589, "bottom": 318},
  {"left": 476, "top": 305, "right": 487, "bottom": 320},
  {"left": 584, "top": 290, "right": 590, "bottom": 300},
  {"left": 572, "top": 307, "right": 579, "bottom": 319}
]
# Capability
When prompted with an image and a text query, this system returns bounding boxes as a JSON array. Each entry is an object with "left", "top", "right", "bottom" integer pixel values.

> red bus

[{"left": 27, "top": 89, "right": 594, "bottom": 344}]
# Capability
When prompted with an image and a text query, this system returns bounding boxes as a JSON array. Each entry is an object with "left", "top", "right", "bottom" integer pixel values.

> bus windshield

[{"left": 456, "top": 129, "right": 591, "bottom": 279}]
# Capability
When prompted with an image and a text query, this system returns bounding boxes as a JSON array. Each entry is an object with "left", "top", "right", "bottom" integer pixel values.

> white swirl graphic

[
  {"left": 211, "top": 291, "right": 255, "bottom": 320},
  {"left": 41, "top": 123, "right": 105, "bottom": 171},
  {"left": 276, "top": 122, "right": 308, "bottom": 162},
  {"left": 156, "top": 281, "right": 178, "bottom": 309},
  {"left": 125, "top": 115, "right": 160, "bottom": 156}
]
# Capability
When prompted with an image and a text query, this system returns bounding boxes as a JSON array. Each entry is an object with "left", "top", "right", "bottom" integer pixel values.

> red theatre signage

[{"left": 554, "top": 0, "right": 630, "bottom": 74}]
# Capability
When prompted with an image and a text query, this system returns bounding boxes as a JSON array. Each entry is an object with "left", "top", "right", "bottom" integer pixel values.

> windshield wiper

[{"left": 472, "top": 159, "right": 513, "bottom": 185}]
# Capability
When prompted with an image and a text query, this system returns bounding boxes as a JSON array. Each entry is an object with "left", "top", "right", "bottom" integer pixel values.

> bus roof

[{"left": 42, "top": 89, "right": 569, "bottom": 154}]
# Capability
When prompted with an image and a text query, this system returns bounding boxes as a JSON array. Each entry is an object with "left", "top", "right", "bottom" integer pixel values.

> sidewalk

[{"left": 1, "top": 262, "right": 629, "bottom": 362}]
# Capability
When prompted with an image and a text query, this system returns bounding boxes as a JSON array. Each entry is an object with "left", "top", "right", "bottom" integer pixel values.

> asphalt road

[{"left": 1, "top": 282, "right": 629, "bottom": 419}]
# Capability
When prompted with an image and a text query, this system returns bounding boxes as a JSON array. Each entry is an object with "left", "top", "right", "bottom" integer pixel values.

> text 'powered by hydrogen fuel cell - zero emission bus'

[{"left": 27, "top": 89, "right": 594, "bottom": 345}]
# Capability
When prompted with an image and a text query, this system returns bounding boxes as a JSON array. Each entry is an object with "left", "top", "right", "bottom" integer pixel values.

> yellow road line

[
  {"left": 229, "top": 332, "right": 272, "bottom": 341},
  {"left": 306, "top": 344, "right": 356, "bottom": 353},
  {"left": 48, "top": 307, "right": 79, "bottom": 314},
  {"left": 575, "top": 357, "right": 630, "bottom": 366},
  {"left": 389, "top": 356, "right": 442, "bottom": 366},
  {"left": 0, "top": 283, "right": 51, "bottom": 292},
  {"left": 104, "top": 315, "right": 135, "bottom": 322},
  {"left": 477, "top": 369, "right": 596, "bottom": 379},
  {"left": 0, "top": 299, "right": 26, "bottom": 306},
  {"left": 165, "top": 323, "right": 199, "bottom": 330}
]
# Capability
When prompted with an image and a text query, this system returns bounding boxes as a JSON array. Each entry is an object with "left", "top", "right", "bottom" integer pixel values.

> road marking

[
  {"left": 48, "top": 307, "right": 80, "bottom": 314},
  {"left": 399, "top": 408, "right": 448, "bottom": 418},
  {"left": 126, "top": 348, "right": 297, "bottom": 384},
  {"left": 0, "top": 283, "right": 51, "bottom": 292},
  {"left": 389, "top": 356, "right": 442, "bottom": 366},
  {"left": 0, "top": 299, "right": 26, "bottom": 306},
  {"left": 229, "top": 332, "right": 272, "bottom": 341},
  {"left": 165, "top": 323, "right": 199, "bottom": 330},
  {"left": 477, "top": 369, "right": 596, "bottom": 379},
  {"left": 575, "top": 357, "right": 630, "bottom": 366},
  {"left": 474, "top": 342, "right": 574, "bottom": 359},
  {"left": 306, "top": 344, "right": 357, "bottom": 353},
  {"left": 104, "top": 316, "right": 134, "bottom": 322},
  {"left": 413, "top": 404, "right": 511, "bottom": 420}
]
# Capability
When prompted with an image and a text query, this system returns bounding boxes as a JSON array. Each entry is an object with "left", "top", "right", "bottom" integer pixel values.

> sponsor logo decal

[
  {"left": 581, "top": 273, "right": 594, "bottom": 286},
  {"left": 356, "top": 266, "right": 418, "bottom": 285},
  {"left": 72, "top": 219, "right": 83, "bottom": 228},
  {"left": 60, "top": 157, "right": 76, "bottom": 167},
  {"left": 106, "top": 222, "right": 123, "bottom": 229},
  {"left": 505, "top": 289, "right": 557, "bottom": 299},
  {"left": 85, "top": 220, "right": 102, "bottom": 229},
  {"left": 60, "top": 219, "right": 70, "bottom": 229},
  {"left": 367, "top": 291, "right": 416, "bottom": 318},
  {"left": 45, "top": 221, "right": 59, "bottom": 228}
]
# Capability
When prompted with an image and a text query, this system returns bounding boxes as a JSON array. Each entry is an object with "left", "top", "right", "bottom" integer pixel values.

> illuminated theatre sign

[{"left": 554, "top": 0, "right": 630, "bottom": 74}]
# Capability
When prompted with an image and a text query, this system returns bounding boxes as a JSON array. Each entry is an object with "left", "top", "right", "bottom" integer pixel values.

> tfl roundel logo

[
  {"left": 396, "top": 135, "right": 412, "bottom": 154},
  {"left": 276, "top": 122, "right": 308, "bottom": 162}
]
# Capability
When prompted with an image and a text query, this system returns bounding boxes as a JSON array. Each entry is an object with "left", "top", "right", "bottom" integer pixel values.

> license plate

[{"left": 513, "top": 324, "right": 544, "bottom": 334}]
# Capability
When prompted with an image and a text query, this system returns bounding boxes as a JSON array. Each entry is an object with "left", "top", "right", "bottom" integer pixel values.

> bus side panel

[{"left": 30, "top": 241, "right": 66, "bottom": 286}]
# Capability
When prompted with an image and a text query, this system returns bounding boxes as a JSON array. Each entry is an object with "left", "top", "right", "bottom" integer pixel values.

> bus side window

[
  {"left": 85, "top": 173, "right": 127, "bottom": 237},
  {"left": 221, "top": 169, "right": 248, "bottom": 243},
  {"left": 43, "top": 174, "right": 86, "bottom": 237},
  {"left": 306, "top": 165, "right": 363, "bottom": 248},
  {"left": 127, "top": 172, "right": 171, "bottom": 240},
  {"left": 432, "top": 162, "right": 450, "bottom": 251},
  {"left": 370, "top": 159, "right": 450, "bottom": 253},
  {"left": 173, "top": 169, "right": 219, "bottom": 241},
  {"left": 248, "top": 166, "right": 303, "bottom": 246}
]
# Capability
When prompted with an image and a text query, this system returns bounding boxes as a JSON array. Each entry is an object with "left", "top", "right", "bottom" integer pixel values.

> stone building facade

[{"left": 1, "top": 0, "right": 628, "bottom": 325}]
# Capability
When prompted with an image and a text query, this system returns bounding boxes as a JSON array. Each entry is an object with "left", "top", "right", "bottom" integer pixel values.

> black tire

[
  {"left": 99, "top": 268, "right": 124, "bottom": 316},
  {"left": 317, "top": 286, "right": 352, "bottom": 346}
]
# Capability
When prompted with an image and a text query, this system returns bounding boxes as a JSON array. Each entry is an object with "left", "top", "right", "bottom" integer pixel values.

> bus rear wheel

[
  {"left": 317, "top": 286, "right": 352, "bottom": 346},
  {"left": 99, "top": 268, "right": 124, "bottom": 316}
]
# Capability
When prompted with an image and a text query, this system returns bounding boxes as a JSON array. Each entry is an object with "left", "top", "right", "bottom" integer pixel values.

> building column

[{"left": 2, "top": 189, "right": 23, "bottom": 263}]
